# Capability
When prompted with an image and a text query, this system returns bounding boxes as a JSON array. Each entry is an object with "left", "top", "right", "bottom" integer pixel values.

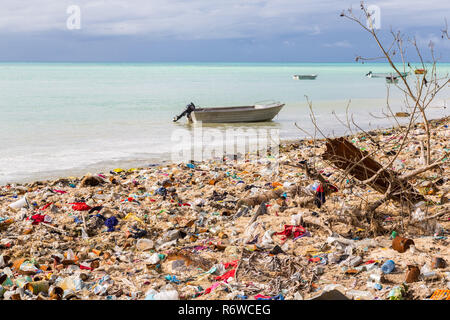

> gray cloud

[{"left": 0, "top": 0, "right": 448, "bottom": 39}]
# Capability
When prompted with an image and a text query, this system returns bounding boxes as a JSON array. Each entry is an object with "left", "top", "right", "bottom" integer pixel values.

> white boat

[
  {"left": 366, "top": 71, "right": 408, "bottom": 78},
  {"left": 173, "top": 102, "right": 284, "bottom": 123},
  {"left": 293, "top": 74, "right": 317, "bottom": 80}
]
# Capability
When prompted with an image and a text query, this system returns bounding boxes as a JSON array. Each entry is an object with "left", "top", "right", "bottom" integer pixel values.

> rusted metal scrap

[
  {"left": 392, "top": 236, "right": 415, "bottom": 253},
  {"left": 322, "top": 138, "right": 424, "bottom": 203}
]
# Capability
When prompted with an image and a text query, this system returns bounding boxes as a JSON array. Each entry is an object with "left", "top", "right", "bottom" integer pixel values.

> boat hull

[
  {"left": 367, "top": 72, "right": 408, "bottom": 78},
  {"left": 189, "top": 104, "right": 284, "bottom": 123},
  {"left": 293, "top": 75, "right": 317, "bottom": 80}
]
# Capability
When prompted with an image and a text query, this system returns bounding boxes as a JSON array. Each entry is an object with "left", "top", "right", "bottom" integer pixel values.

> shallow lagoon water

[{"left": 0, "top": 62, "right": 448, "bottom": 184}]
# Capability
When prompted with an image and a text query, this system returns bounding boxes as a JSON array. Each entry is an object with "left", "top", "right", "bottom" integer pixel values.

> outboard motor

[{"left": 173, "top": 102, "right": 196, "bottom": 122}]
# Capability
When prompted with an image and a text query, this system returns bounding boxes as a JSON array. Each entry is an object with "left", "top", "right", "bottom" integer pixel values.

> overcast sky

[{"left": 0, "top": 0, "right": 448, "bottom": 62}]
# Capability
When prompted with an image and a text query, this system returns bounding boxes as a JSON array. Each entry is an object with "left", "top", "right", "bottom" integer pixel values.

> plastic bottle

[
  {"left": 9, "top": 196, "right": 29, "bottom": 209},
  {"left": 366, "top": 282, "right": 382, "bottom": 290},
  {"left": 346, "top": 289, "right": 374, "bottom": 300},
  {"left": 146, "top": 288, "right": 179, "bottom": 300},
  {"left": 381, "top": 260, "right": 395, "bottom": 274},
  {"left": 422, "top": 271, "right": 438, "bottom": 281}
]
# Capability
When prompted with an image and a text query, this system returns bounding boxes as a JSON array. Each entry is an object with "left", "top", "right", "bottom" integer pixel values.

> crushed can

[{"left": 405, "top": 265, "right": 420, "bottom": 283}]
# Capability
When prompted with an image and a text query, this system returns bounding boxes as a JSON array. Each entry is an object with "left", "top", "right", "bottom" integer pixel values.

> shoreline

[{"left": 2, "top": 114, "right": 448, "bottom": 187}]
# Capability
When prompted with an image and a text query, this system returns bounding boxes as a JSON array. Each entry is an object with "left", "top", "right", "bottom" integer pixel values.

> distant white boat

[
  {"left": 173, "top": 102, "right": 284, "bottom": 123},
  {"left": 366, "top": 71, "right": 408, "bottom": 78},
  {"left": 293, "top": 74, "right": 317, "bottom": 80}
]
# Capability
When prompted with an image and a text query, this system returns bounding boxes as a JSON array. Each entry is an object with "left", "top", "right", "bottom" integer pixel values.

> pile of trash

[{"left": 0, "top": 117, "right": 449, "bottom": 300}]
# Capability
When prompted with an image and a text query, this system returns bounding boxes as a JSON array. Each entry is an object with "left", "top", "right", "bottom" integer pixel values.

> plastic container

[
  {"left": 9, "top": 196, "right": 30, "bottom": 210},
  {"left": 346, "top": 289, "right": 374, "bottom": 300},
  {"left": 146, "top": 289, "right": 179, "bottom": 300},
  {"left": 136, "top": 239, "right": 154, "bottom": 251},
  {"left": 381, "top": 260, "right": 395, "bottom": 274}
]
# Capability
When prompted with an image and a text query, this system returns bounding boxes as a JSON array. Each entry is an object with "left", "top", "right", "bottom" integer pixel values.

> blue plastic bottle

[{"left": 381, "top": 260, "right": 395, "bottom": 274}]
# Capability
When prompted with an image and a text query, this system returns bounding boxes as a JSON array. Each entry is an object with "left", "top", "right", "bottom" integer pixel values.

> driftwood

[
  {"left": 322, "top": 137, "right": 424, "bottom": 204},
  {"left": 248, "top": 202, "right": 268, "bottom": 225},
  {"left": 237, "top": 161, "right": 335, "bottom": 210},
  {"left": 302, "top": 216, "right": 333, "bottom": 236},
  {"left": 237, "top": 188, "right": 284, "bottom": 208}
]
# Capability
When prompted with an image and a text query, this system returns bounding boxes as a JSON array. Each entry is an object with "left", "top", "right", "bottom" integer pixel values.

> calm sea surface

[{"left": 0, "top": 62, "right": 448, "bottom": 184}]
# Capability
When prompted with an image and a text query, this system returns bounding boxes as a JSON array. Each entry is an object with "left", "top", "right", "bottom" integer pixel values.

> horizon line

[{"left": 0, "top": 61, "right": 446, "bottom": 64}]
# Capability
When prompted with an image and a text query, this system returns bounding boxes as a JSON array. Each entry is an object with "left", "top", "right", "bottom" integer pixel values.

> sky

[{"left": 0, "top": 0, "right": 449, "bottom": 62}]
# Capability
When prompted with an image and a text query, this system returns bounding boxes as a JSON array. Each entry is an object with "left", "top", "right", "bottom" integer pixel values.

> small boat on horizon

[
  {"left": 366, "top": 71, "right": 408, "bottom": 78},
  {"left": 414, "top": 69, "right": 426, "bottom": 75},
  {"left": 293, "top": 74, "right": 317, "bottom": 80},
  {"left": 173, "top": 102, "right": 284, "bottom": 123}
]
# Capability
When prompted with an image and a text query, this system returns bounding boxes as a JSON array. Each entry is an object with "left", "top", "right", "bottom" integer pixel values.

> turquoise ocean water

[{"left": 0, "top": 62, "right": 449, "bottom": 184}]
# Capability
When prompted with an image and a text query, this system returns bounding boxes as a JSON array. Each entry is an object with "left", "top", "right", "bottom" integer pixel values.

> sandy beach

[{"left": 1, "top": 116, "right": 448, "bottom": 300}]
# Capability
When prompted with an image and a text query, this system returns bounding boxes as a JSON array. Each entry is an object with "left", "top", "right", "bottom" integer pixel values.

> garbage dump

[{"left": 0, "top": 117, "right": 449, "bottom": 300}]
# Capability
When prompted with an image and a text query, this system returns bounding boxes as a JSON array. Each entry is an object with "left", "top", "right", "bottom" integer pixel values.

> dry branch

[{"left": 322, "top": 137, "right": 424, "bottom": 204}]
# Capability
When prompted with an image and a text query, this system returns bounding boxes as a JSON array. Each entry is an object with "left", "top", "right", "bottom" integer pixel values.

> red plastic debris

[
  {"left": 275, "top": 225, "right": 306, "bottom": 241},
  {"left": 40, "top": 203, "right": 53, "bottom": 211},
  {"left": 69, "top": 202, "right": 92, "bottom": 211},
  {"left": 30, "top": 214, "right": 46, "bottom": 225}
]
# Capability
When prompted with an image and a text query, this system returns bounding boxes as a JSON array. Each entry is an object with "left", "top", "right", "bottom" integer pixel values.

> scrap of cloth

[
  {"left": 215, "top": 269, "right": 236, "bottom": 283},
  {"left": 104, "top": 216, "right": 119, "bottom": 232},
  {"left": 69, "top": 202, "right": 92, "bottom": 211},
  {"left": 39, "top": 203, "right": 52, "bottom": 211},
  {"left": 214, "top": 259, "right": 239, "bottom": 283},
  {"left": 275, "top": 225, "right": 306, "bottom": 241},
  {"left": 29, "top": 214, "right": 46, "bottom": 225},
  {"left": 223, "top": 260, "right": 238, "bottom": 269},
  {"left": 315, "top": 184, "right": 326, "bottom": 208}
]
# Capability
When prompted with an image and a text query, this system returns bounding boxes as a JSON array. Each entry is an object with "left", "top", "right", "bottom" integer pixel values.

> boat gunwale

[{"left": 194, "top": 103, "right": 285, "bottom": 113}]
